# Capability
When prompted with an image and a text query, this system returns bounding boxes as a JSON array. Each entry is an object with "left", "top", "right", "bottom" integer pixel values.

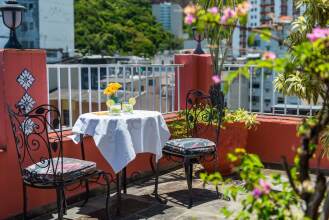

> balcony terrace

[{"left": 0, "top": 51, "right": 328, "bottom": 220}]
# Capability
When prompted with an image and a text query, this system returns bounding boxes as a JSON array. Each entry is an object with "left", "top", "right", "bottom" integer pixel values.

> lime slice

[
  {"left": 106, "top": 99, "right": 115, "bottom": 107},
  {"left": 128, "top": 97, "right": 136, "bottom": 106}
]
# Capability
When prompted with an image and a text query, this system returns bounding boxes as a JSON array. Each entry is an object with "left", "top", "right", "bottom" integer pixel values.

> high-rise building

[
  {"left": 152, "top": 2, "right": 183, "bottom": 38},
  {"left": 0, "top": 0, "right": 75, "bottom": 63}
]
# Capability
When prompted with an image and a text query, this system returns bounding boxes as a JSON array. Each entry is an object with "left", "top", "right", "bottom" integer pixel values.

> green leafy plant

[
  {"left": 202, "top": 149, "right": 301, "bottom": 219},
  {"left": 167, "top": 108, "right": 258, "bottom": 139},
  {"left": 222, "top": 108, "right": 258, "bottom": 129}
]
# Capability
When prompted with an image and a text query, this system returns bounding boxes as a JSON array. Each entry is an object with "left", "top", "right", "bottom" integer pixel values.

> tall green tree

[{"left": 75, "top": 0, "right": 182, "bottom": 57}]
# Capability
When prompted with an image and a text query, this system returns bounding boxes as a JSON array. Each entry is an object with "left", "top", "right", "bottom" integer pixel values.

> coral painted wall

[{"left": 0, "top": 50, "right": 49, "bottom": 218}]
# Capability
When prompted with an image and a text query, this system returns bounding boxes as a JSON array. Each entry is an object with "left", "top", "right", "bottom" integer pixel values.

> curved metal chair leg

[
  {"left": 22, "top": 183, "right": 27, "bottom": 220},
  {"left": 56, "top": 187, "right": 64, "bottom": 220},
  {"left": 102, "top": 172, "right": 111, "bottom": 220},
  {"left": 184, "top": 159, "right": 193, "bottom": 208},
  {"left": 62, "top": 189, "right": 67, "bottom": 215}
]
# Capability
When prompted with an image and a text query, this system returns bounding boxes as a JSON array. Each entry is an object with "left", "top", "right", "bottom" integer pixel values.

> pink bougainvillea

[{"left": 307, "top": 27, "right": 329, "bottom": 42}]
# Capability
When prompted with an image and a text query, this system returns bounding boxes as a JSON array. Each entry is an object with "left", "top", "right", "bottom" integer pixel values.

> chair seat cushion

[
  {"left": 24, "top": 157, "right": 97, "bottom": 182},
  {"left": 163, "top": 138, "right": 216, "bottom": 156}
]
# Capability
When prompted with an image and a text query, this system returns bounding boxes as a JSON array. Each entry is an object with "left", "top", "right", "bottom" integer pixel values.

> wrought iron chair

[
  {"left": 8, "top": 104, "right": 111, "bottom": 220},
  {"left": 154, "top": 88, "right": 225, "bottom": 208}
]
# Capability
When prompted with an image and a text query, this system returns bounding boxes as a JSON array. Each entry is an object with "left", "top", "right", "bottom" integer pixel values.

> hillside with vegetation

[{"left": 75, "top": 0, "right": 182, "bottom": 57}]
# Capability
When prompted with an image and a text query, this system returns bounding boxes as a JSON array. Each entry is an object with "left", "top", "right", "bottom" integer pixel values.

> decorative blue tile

[
  {"left": 17, "top": 93, "right": 36, "bottom": 113},
  {"left": 21, "top": 118, "right": 35, "bottom": 135},
  {"left": 16, "top": 69, "right": 35, "bottom": 91}
]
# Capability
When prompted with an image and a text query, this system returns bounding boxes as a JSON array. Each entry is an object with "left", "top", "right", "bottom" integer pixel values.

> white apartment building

[{"left": 0, "top": 0, "right": 75, "bottom": 63}]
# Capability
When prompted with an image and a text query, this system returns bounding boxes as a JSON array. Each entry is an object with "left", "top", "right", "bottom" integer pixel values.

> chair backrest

[
  {"left": 185, "top": 88, "right": 225, "bottom": 145},
  {"left": 7, "top": 104, "right": 64, "bottom": 183}
]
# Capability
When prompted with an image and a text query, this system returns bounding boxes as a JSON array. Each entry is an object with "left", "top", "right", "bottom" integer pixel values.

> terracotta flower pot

[{"left": 201, "top": 122, "right": 249, "bottom": 175}]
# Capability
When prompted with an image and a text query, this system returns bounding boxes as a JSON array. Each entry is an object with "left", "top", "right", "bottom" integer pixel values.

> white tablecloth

[{"left": 71, "top": 110, "right": 170, "bottom": 173}]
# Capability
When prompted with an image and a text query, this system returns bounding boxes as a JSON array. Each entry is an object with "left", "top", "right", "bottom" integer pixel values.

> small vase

[{"left": 109, "top": 103, "right": 121, "bottom": 115}]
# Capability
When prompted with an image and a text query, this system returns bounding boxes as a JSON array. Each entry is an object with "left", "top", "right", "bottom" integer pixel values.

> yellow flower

[
  {"left": 103, "top": 82, "right": 122, "bottom": 96},
  {"left": 111, "top": 82, "right": 122, "bottom": 90},
  {"left": 234, "top": 148, "right": 246, "bottom": 154},
  {"left": 103, "top": 87, "right": 114, "bottom": 96}
]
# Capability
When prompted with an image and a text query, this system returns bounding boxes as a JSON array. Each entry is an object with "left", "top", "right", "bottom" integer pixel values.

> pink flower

[
  {"left": 184, "top": 14, "right": 196, "bottom": 25},
  {"left": 307, "top": 27, "right": 329, "bottom": 42},
  {"left": 212, "top": 75, "right": 221, "bottom": 84},
  {"left": 252, "top": 188, "right": 262, "bottom": 198},
  {"left": 262, "top": 51, "right": 276, "bottom": 60},
  {"left": 208, "top": 7, "right": 218, "bottom": 15},
  {"left": 236, "top": 1, "right": 250, "bottom": 16},
  {"left": 259, "top": 179, "right": 271, "bottom": 194},
  {"left": 220, "top": 8, "right": 236, "bottom": 24}
]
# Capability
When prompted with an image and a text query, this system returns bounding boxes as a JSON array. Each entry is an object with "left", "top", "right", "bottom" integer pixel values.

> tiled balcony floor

[{"left": 33, "top": 166, "right": 278, "bottom": 220}]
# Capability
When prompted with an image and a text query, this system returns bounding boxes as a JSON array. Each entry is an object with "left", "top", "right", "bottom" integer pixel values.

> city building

[
  {"left": 0, "top": 0, "right": 9, "bottom": 47},
  {"left": 225, "top": 0, "right": 309, "bottom": 114},
  {"left": 10, "top": 0, "right": 75, "bottom": 63},
  {"left": 232, "top": 0, "right": 294, "bottom": 58},
  {"left": 152, "top": 2, "right": 183, "bottom": 38}
]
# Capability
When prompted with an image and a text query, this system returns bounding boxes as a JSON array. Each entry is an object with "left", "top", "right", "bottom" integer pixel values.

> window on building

[
  {"left": 252, "top": 96, "right": 260, "bottom": 102},
  {"left": 22, "top": 41, "right": 28, "bottom": 48},
  {"left": 29, "top": 41, "right": 34, "bottom": 48},
  {"left": 47, "top": 51, "right": 58, "bottom": 58},
  {"left": 29, "top": 22, "right": 33, "bottom": 30},
  {"left": 277, "top": 97, "right": 284, "bottom": 104},
  {"left": 252, "top": 83, "right": 260, "bottom": 89},
  {"left": 21, "top": 22, "right": 28, "bottom": 32},
  {"left": 29, "top": 3, "right": 33, "bottom": 10}
]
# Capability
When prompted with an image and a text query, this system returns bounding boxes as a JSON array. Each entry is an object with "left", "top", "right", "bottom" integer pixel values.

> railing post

[{"left": 174, "top": 54, "right": 212, "bottom": 111}]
